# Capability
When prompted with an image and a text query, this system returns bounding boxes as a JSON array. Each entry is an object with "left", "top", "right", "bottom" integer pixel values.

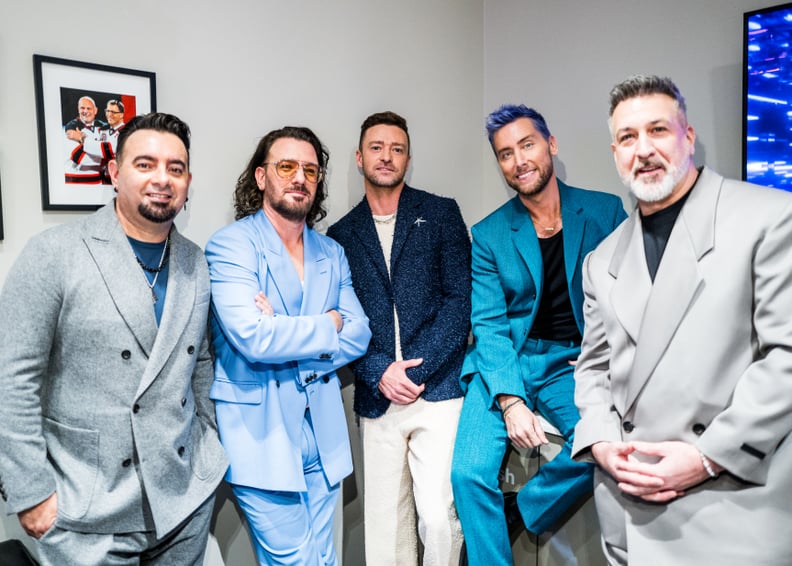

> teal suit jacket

[{"left": 462, "top": 181, "right": 626, "bottom": 407}]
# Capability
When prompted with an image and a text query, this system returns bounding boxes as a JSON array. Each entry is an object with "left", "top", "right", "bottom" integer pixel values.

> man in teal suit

[
  {"left": 206, "top": 126, "right": 371, "bottom": 565},
  {"left": 451, "top": 105, "right": 626, "bottom": 565}
]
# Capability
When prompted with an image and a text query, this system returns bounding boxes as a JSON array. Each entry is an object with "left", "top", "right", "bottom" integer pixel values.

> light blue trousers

[{"left": 232, "top": 412, "right": 340, "bottom": 566}]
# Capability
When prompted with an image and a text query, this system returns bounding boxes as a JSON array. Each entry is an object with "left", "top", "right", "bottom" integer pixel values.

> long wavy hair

[{"left": 233, "top": 126, "right": 329, "bottom": 227}]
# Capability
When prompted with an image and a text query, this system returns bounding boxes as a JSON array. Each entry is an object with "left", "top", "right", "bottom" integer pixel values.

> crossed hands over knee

[{"left": 591, "top": 440, "right": 723, "bottom": 503}]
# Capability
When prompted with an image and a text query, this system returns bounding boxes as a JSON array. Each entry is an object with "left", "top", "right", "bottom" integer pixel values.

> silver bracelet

[{"left": 699, "top": 451, "right": 718, "bottom": 478}]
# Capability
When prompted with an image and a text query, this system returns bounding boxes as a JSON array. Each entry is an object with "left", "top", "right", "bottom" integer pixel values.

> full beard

[
  {"left": 266, "top": 189, "right": 314, "bottom": 222},
  {"left": 509, "top": 161, "right": 553, "bottom": 198},
  {"left": 139, "top": 201, "right": 179, "bottom": 224},
  {"left": 624, "top": 159, "right": 687, "bottom": 203}
]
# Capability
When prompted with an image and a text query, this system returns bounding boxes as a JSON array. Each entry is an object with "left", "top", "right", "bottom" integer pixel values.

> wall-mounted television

[{"left": 743, "top": 2, "right": 792, "bottom": 190}]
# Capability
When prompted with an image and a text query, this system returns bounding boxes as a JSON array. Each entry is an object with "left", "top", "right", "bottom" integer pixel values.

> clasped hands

[
  {"left": 254, "top": 291, "right": 342, "bottom": 332},
  {"left": 591, "top": 440, "right": 724, "bottom": 503}
]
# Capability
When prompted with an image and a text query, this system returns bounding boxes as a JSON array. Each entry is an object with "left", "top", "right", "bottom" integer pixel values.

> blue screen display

[{"left": 744, "top": 3, "right": 792, "bottom": 190}]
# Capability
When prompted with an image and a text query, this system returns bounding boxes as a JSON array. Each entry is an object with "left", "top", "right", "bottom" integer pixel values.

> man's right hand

[
  {"left": 378, "top": 359, "right": 425, "bottom": 405},
  {"left": 499, "top": 395, "right": 548, "bottom": 448},
  {"left": 19, "top": 492, "right": 58, "bottom": 539}
]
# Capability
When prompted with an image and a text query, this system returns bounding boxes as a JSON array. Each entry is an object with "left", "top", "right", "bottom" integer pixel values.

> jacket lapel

[
  {"left": 348, "top": 199, "right": 391, "bottom": 284},
  {"left": 84, "top": 204, "right": 158, "bottom": 356},
  {"left": 510, "top": 198, "right": 543, "bottom": 295},
  {"left": 136, "top": 230, "right": 197, "bottom": 397},
  {"left": 619, "top": 169, "right": 719, "bottom": 411},
  {"left": 609, "top": 215, "right": 652, "bottom": 348},
  {"left": 300, "top": 228, "right": 332, "bottom": 315},
  {"left": 255, "top": 211, "right": 303, "bottom": 315},
  {"left": 390, "top": 186, "right": 420, "bottom": 270},
  {"left": 559, "top": 184, "right": 587, "bottom": 318}
]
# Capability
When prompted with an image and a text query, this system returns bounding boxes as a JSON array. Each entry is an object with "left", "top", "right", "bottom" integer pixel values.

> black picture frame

[{"left": 33, "top": 54, "right": 156, "bottom": 211}]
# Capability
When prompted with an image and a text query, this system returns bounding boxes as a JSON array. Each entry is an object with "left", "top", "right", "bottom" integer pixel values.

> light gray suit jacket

[
  {"left": 572, "top": 168, "right": 792, "bottom": 565},
  {"left": 0, "top": 203, "right": 227, "bottom": 538}
]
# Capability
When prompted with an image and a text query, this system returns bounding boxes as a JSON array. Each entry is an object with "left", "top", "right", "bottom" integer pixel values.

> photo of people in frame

[{"left": 60, "top": 87, "right": 135, "bottom": 186}]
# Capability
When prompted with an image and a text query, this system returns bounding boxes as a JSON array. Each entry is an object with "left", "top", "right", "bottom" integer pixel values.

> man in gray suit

[
  {"left": 0, "top": 113, "right": 228, "bottom": 565},
  {"left": 573, "top": 75, "right": 792, "bottom": 564}
]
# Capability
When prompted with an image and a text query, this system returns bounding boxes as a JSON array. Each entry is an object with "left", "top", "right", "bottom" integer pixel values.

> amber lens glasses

[{"left": 263, "top": 160, "right": 324, "bottom": 183}]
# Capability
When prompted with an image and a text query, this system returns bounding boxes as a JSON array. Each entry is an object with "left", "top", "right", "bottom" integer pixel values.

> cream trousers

[{"left": 361, "top": 396, "right": 464, "bottom": 566}]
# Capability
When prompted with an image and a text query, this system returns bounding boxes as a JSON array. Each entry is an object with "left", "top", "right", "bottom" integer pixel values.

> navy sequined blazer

[{"left": 328, "top": 186, "right": 472, "bottom": 418}]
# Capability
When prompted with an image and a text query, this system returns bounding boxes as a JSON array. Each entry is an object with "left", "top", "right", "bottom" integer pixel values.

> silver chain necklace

[{"left": 135, "top": 236, "right": 170, "bottom": 303}]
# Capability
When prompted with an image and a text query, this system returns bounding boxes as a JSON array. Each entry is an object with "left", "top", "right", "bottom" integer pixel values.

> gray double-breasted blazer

[
  {"left": 573, "top": 168, "right": 792, "bottom": 564},
  {"left": 0, "top": 203, "right": 227, "bottom": 538}
]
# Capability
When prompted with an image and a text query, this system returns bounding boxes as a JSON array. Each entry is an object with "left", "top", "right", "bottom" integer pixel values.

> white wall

[
  {"left": 0, "top": 0, "right": 781, "bottom": 563},
  {"left": 0, "top": 0, "right": 484, "bottom": 282},
  {"left": 481, "top": 0, "right": 776, "bottom": 215}
]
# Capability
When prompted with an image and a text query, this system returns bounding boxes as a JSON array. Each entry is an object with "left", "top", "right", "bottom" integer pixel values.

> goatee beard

[{"left": 139, "top": 202, "right": 178, "bottom": 224}]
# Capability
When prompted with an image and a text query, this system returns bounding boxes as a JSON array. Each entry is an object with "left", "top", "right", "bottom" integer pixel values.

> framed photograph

[{"left": 33, "top": 54, "right": 156, "bottom": 211}]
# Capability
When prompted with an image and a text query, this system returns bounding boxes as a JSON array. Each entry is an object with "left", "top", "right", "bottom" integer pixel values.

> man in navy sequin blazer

[{"left": 328, "top": 111, "right": 471, "bottom": 566}]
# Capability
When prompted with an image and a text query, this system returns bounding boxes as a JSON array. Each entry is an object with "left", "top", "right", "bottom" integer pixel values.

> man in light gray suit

[
  {"left": 572, "top": 74, "right": 792, "bottom": 565},
  {"left": 0, "top": 113, "right": 228, "bottom": 565}
]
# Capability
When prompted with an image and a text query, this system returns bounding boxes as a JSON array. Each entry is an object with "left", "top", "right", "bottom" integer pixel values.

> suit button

[
  {"left": 177, "top": 446, "right": 185, "bottom": 457},
  {"left": 322, "top": 376, "right": 329, "bottom": 383},
  {"left": 181, "top": 397, "right": 187, "bottom": 407},
  {"left": 692, "top": 423, "right": 706, "bottom": 435},
  {"left": 121, "top": 350, "right": 131, "bottom": 360},
  {"left": 122, "top": 458, "right": 132, "bottom": 467},
  {"left": 275, "top": 380, "right": 280, "bottom": 388},
  {"left": 320, "top": 353, "right": 331, "bottom": 360},
  {"left": 133, "top": 404, "right": 140, "bottom": 414},
  {"left": 622, "top": 421, "right": 635, "bottom": 433},
  {"left": 187, "top": 345, "right": 195, "bottom": 354}
]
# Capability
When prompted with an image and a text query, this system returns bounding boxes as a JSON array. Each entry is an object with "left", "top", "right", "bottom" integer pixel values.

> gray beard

[{"left": 624, "top": 161, "right": 687, "bottom": 203}]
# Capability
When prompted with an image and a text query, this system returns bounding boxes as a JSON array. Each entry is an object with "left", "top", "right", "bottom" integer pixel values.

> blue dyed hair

[{"left": 485, "top": 104, "right": 551, "bottom": 148}]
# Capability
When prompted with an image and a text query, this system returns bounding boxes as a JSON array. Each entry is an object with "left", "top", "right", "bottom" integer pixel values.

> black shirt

[
  {"left": 641, "top": 173, "right": 698, "bottom": 282},
  {"left": 529, "top": 230, "right": 581, "bottom": 341}
]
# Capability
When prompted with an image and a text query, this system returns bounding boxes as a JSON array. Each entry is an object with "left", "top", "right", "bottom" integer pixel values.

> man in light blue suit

[
  {"left": 206, "top": 126, "right": 371, "bottom": 565},
  {"left": 451, "top": 105, "right": 626, "bottom": 565}
]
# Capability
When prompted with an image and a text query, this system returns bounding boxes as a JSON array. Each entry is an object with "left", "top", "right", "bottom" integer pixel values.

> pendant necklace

[
  {"left": 533, "top": 217, "right": 561, "bottom": 233},
  {"left": 135, "top": 236, "right": 170, "bottom": 303}
]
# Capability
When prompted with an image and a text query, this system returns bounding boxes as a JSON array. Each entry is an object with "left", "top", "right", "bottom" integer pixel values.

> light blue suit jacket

[{"left": 206, "top": 210, "right": 371, "bottom": 491}]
